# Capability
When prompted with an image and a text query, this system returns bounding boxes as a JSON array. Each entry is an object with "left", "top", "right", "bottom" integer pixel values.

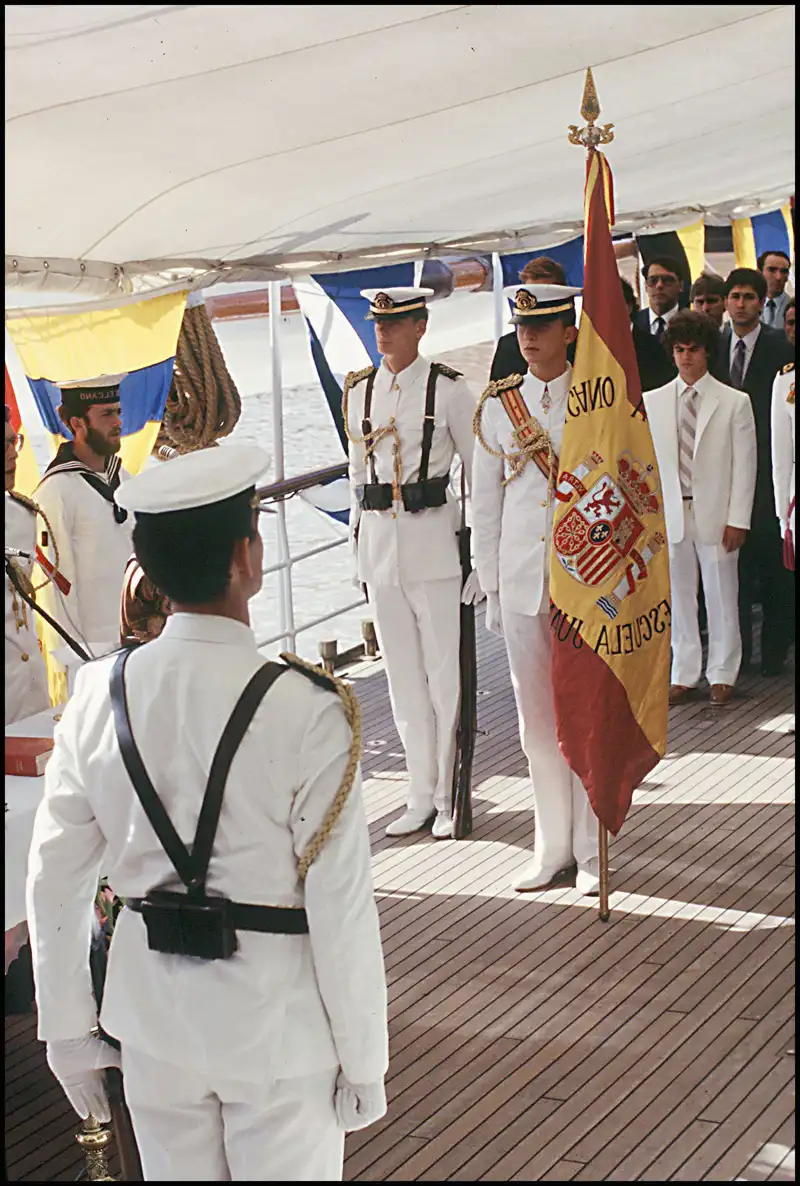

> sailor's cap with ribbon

[
  {"left": 505, "top": 284, "right": 583, "bottom": 325},
  {"left": 57, "top": 373, "right": 128, "bottom": 416},
  {"left": 116, "top": 444, "right": 271, "bottom": 515},
  {"left": 360, "top": 287, "right": 434, "bottom": 320}
]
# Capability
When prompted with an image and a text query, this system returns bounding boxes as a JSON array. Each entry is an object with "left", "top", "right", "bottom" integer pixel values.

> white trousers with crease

[
  {"left": 122, "top": 1048, "right": 343, "bottom": 1181},
  {"left": 369, "top": 577, "right": 462, "bottom": 814},
  {"left": 502, "top": 607, "right": 598, "bottom": 870},
  {"left": 669, "top": 504, "right": 741, "bottom": 688}
]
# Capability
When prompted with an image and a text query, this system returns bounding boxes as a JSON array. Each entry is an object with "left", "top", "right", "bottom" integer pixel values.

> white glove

[
  {"left": 485, "top": 591, "right": 503, "bottom": 637},
  {"left": 334, "top": 1071, "right": 387, "bottom": 1132},
  {"left": 461, "top": 569, "right": 485, "bottom": 605},
  {"left": 46, "top": 1035, "right": 121, "bottom": 1123},
  {"left": 779, "top": 519, "right": 788, "bottom": 539}
]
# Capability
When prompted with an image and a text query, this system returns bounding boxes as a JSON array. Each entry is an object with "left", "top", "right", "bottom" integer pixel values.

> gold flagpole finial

[{"left": 568, "top": 66, "right": 615, "bottom": 149}]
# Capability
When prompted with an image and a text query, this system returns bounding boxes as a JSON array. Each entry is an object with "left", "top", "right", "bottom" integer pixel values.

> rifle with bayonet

[{"left": 451, "top": 468, "right": 477, "bottom": 839}]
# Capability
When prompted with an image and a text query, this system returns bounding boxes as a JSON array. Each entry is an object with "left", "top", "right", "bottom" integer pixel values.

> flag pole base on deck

[{"left": 598, "top": 821, "right": 610, "bottom": 922}]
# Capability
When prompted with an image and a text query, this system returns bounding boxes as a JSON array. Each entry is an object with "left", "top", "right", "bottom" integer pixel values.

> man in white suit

[
  {"left": 343, "top": 288, "right": 482, "bottom": 839},
  {"left": 644, "top": 311, "right": 757, "bottom": 706}
]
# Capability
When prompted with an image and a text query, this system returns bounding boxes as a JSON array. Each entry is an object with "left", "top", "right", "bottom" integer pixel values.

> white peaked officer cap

[
  {"left": 505, "top": 283, "right": 583, "bottom": 325},
  {"left": 360, "top": 286, "right": 435, "bottom": 320},
  {"left": 116, "top": 445, "right": 271, "bottom": 514}
]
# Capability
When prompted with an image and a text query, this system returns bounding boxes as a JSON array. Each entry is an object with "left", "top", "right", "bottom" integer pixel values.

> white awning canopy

[{"left": 5, "top": 4, "right": 795, "bottom": 295}]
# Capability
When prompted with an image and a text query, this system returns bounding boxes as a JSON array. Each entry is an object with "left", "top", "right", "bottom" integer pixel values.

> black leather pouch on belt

[
  {"left": 359, "top": 483, "right": 394, "bottom": 511},
  {"left": 402, "top": 475, "right": 449, "bottom": 513},
  {"left": 139, "top": 890, "right": 238, "bottom": 960}
]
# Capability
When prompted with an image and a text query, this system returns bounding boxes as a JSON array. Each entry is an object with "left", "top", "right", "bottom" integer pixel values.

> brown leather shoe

[
  {"left": 669, "top": 684, "right": 692, "bottom": 705},
  {"left": 709, "top": 683, "right": 734, "bottom": 706}
]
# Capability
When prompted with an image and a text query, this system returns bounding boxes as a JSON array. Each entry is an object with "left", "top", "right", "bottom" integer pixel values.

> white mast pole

[{"left": 268, "top": 280, "right": 296, "bottom": 654}]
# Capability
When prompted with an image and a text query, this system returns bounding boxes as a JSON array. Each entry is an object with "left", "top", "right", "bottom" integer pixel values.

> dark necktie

[
  {"left": 654, "top": 316, "right": 666, "bottom": 343},
  {"left": 765, "top": 298, "right": 777, "bottom": 326},
  {"left": 730, "top": 338, "right": 746, "bottom": 389}
]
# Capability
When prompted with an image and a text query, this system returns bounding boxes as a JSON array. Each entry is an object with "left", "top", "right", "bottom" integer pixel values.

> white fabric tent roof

[{"left": 5, "top": 4, "right": 795, "bottom": 295}]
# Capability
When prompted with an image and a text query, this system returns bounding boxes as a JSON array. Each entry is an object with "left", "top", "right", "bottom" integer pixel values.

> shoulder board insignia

[
  {"left": 782, "top": 361, "right": 795, "bottom": 375},
  {"left": 8, "top": 490, "right": 40, "bottom": 515},
  {"left": 279, "top": 652, "right": 339, "bottom": 693},
  {"left": 482, "top": 373, "right": 525, "bottom": 399},
  {"left": 432, "top": 362, "right": 463, "bottom": 381},
  {"left": 343, "top": 365, "right": 376, "bottom": 391}
]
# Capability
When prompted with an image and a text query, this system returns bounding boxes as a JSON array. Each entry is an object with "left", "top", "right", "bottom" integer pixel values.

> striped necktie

[
  {"left": 730, "top": 338, "right": 746, "bottom": 389},
  {"left": 678, "top": 387, "right": 698, "bottom": 497}
]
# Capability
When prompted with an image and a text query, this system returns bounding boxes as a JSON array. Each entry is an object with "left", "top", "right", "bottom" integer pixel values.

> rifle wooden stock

[{"left": 452, "top": 522, "right": 477, "bottom": 839}]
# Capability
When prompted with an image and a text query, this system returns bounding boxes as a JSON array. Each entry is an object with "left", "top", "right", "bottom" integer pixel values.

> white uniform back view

[{"left": 26, "top": 446, "right": 388, "bottom": 1182}]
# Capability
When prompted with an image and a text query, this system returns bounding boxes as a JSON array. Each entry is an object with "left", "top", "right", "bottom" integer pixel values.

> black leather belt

[
  {"left": 126, "top": 898, "right": 309, "bottom": 935},
  {"left": 682, "top": 496, "right": 693, "bottom": 501},
  {"left": 358, "top": 474, "right": 449, "bottom": 513}
]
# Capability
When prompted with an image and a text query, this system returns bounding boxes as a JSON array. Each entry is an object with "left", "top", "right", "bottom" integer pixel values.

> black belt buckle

[{"left": 139, "top": 891, "right": 238, "bottom": 961}]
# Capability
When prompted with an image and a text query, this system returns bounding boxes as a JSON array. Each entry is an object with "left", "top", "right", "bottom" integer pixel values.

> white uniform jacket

[
  {"left": 5, "top": 493, "right": 51, "bottom": 725},
  {"left": 771, "top": 363, "right": 795, "bottom": 538},
  {"left": 26, "top": 613, "right": 388, "bottom": 1087},
  {"left": 472, "top": 367, "right": 572, "bottom": 616},
  {"left": 34, "top": 467, "right": 133, "bottom": 658},
  {"left": 345, "top": 354, "right": 477, "bottom": 586},
  {"left": 643, "top": 372, "right": 757, "bottom": 546}
]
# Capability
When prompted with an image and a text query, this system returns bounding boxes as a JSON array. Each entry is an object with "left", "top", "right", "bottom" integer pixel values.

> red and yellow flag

[{"left": 549, "top": 150, "right": 671, "bottom": 835}]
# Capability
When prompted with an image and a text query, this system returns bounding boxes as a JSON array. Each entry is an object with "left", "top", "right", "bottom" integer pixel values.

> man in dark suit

[
  {"left": 490, "top": 257, "right": 573, "bottom": 381},
  {"left": 713, "top": 267, "right": 794, "bottom": 674},
  {"left": 634, "top": 256, "right": 686, "bottom": 343},
  {"left": 620, "top": 278, "right": 677, "bottom": 392}
]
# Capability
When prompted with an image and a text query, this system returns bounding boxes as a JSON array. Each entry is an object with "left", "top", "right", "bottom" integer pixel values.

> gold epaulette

[
  {"left": 279, "top": 651, "right": 339, "bottom": 694},
  {"left": 342, "top": 365, "right": 376, "bottom": 396},
  {"left": 433, "top": 362, "right": 463, "bottom": 381},
  {"left": 782, "top": 361, "right": 795, "bottom": 375},
  {"left": 7, "top": 490, "right": 40, "bottom": 515},
  {"left": 481, "top": 372, "right": 525, "bottom": 399}
]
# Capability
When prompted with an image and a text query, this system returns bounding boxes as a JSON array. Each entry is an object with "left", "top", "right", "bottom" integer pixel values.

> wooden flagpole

[{"left": 598, "top": 822, "right": 610, "bottom": 922}]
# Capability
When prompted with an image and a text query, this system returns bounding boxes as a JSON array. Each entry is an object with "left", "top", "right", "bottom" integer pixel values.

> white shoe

[
  {"left": 431, "top": 810, "right": 454, "bottom": 840},
  {"left": 576, "top": 857, "right": 600, "bottom": 897},
  {"left": 512, "top": 858, "right": 576, "bottom": 893},
  {"left": 385, "top": 809, "right": 435, "bottom": 837}
]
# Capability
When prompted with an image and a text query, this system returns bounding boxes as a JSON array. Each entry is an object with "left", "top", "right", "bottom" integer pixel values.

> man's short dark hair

[
  {"left": 619, "top": 276, "right": 637, "bottom": 312},
  {"left": 642, "top": 255, "right": 685, "bottom": 282},
  {"left": 519, "top": 256, "right": 568, "bottom": 285},
  {"left": 133, "top": 488, "right": 259, "bottom": 604},
  {"left": 724, "top": 267, "right": 767, "bottom": 301},
  {"left": 690, "top": 273, "right": 726, "bottom": 301},
  {"left": 757, "top": 249, "right": 791, "bottom": 270},
  {"left": 663, "top": 310, "right": 721, "bottom": 362}
]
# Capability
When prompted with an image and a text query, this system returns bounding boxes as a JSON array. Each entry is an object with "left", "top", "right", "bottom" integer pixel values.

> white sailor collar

[{"left": 159, "top": 612, "right": 257, "bottom": 648}]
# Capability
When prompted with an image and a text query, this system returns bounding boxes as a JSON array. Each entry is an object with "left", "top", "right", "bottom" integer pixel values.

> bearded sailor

[
  {"left": 343, "top": 287, "right": 482, "bottom": 839},
  {"left": 26, "top": 444, "right": 388, "bottom": 1181},
  {"left": 5, "top": 405, "right": 53, "bottom": 724},
  {"left": 472, "top": 284, "right": 601, "bottom": 895},
  {"left": 35, "top": 374, "right": 134, "bottom": 674}
]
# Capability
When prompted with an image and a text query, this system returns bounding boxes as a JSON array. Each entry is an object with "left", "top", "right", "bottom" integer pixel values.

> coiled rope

[
  {"left": 156, "top": 302, "right": 242, "bottom": 455},
  {"left": 279, "top": 652, "right": 363, "bottom": 882}
]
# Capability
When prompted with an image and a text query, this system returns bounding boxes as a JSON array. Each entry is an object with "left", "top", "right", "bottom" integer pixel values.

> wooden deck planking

[{"left": 5, "top": 607, "right": 794, "bottom": 1180}]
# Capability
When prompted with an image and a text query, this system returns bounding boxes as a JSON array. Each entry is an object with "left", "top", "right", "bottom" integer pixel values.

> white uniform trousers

[
  {"left": 122, "top": 1048, "right": 343, "bottom": 1181},
  {"left": 669, "top": 503, "right": 741, "bottom": 688},
  {"left": 502, "top": 608, "right": 597, "bottom": 870},
  {"left": 368, "top": 577, "right": 462, "bottom": 814}
]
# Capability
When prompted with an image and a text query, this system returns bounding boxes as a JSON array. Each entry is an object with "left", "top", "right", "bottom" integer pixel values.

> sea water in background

[{"left": 201, "top": 287, "right": 498, "bottom": 661}]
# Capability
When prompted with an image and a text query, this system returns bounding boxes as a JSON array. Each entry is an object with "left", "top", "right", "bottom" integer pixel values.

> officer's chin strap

[{"left": 4, "top": 553, "right": 91, "bottom": 663}]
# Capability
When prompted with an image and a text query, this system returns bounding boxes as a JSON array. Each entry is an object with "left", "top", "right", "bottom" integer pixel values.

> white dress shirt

[
  {"left": 26, "top": 613, "right": 388, "bottom": 1086},
  {"left": 729, "top": 323, "right": 761, "bottom": 384},
  {"left": 761, "top": 290, "right": 790, "bottom": 330},
  {"left": 346, "top": 353, "right": 477, "bottom": 586},
  {"left": 472, "top": 366, "right": 571, "bottom": 616}
]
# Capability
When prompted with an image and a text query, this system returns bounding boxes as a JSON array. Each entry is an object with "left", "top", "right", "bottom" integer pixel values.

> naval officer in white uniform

[
  {"left": 343, "top": 287, "right": 482, "bottom": 839},
  {"left": 26, "top": 445, "right": 388, "bottom": 1181},
  {"left": 35, "top": 374, "right": 133, "bottom": 672},
  {"left": 5, "top": 405, "right": 52, "bottom": 724},
  {"left": 771, "top": 360, "right": 795, "bottom": 565},
  {"left": 472, "top": 284, "right": 600, "bottom": 895}
]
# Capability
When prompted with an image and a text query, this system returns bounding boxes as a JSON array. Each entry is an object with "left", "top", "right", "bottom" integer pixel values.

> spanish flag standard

[{"left": 549, "top": 150, "right": 671, "bottom": 836}]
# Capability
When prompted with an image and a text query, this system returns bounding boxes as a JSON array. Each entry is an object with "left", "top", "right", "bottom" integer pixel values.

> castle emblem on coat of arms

[{"left": 553, "top": 451, "right": 665, "bottom": 618}]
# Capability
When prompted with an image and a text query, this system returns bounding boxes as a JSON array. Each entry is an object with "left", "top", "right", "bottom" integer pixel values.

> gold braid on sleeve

[{"left": 279, "top": 653, "right": 363, "bottom": 882}]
